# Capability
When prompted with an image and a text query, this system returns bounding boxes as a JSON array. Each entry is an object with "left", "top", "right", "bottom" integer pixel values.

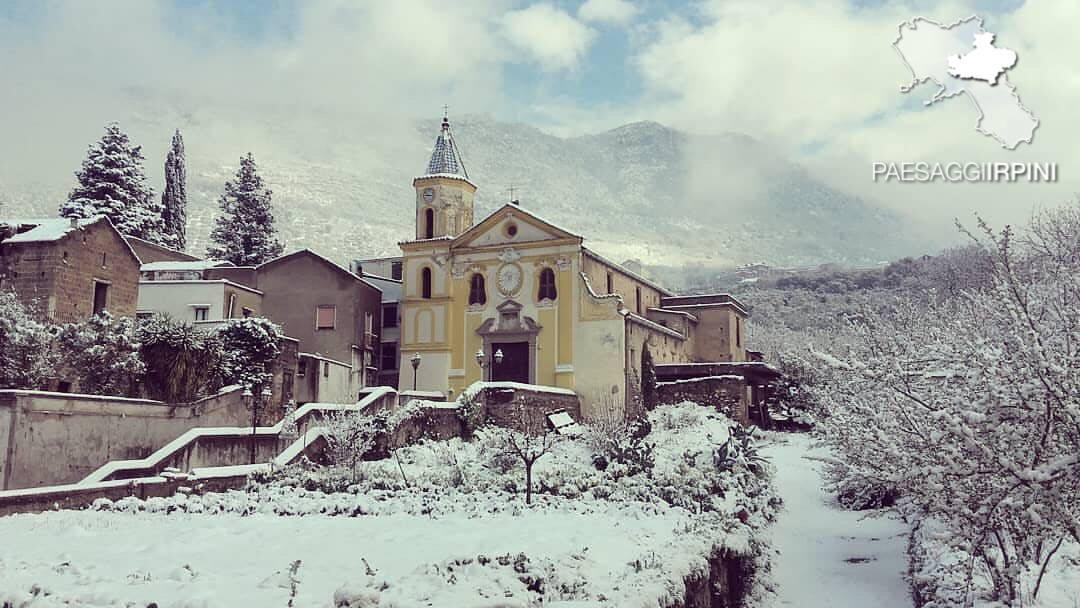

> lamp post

[
  {"left": 410, "top": 352, "right": 422, "bottom": 391},
  {"left": 244, "top": 385, "right": 272, "bottom": 464},
  {"left": 475, "top": 347, "right": 505, "bottom": 382}
]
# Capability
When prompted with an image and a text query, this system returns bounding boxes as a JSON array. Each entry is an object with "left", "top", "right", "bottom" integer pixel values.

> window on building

[
  {"left": 101, "top": 252, "right": 107, "bottom": 268},
  {"left": 421, "top": 267, "right": 432, "bottom": 299},
  {"left": 92, "top": 281, "right": 109, "bottom": 316},
  {"left": 391, "top": 261, "right": 403, "bottom": 281},
  {"left": 469, "top": 273, "right": 486, "bottom": 305},
  {"left": 423, "top": 208, "right": 435, "bottom": 239},
  {"left": 635, "top": 286, "right": 642, "bottom": 314},
  {"left": 324, "top": 361, "right": 330, "bottom": 377},
  {"left": 297, "top": 360, "right": 306, "bottom": 377},
  {"left": 316, "top": 305, "right": 337, "bottom": 329},
  {"left": 193, "top": 306, "right": 209, "bottom": 321},
  {"left": 538, "top": 268, "right": 557, "bottom": 301},
  {"left": 606, "top": 272, "right": 613, "bottom": 294},
  {"left": 381, "top": 342, "right": 398, "bottom": 370},
  {"left": 242, "top": 307, "right": 254, "bottom": 318},
  {"left": 382, "top": 303, "right": 398, "bottom": 328},
  {"left": 365, "top": 312, "right": 374, "bottom": 341},
  {"left": 736, "top": 317, "right": 741, "bottom": 347}
]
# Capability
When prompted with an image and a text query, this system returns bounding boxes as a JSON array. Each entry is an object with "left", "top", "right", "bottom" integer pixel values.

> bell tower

[{"left": 414, "top": 112, "right": 477, "bottom": 240}]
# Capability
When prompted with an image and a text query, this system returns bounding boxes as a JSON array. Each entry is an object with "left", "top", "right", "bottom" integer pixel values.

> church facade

[{"left": 392, "top": 115, "right": 753, "bottom": 421}]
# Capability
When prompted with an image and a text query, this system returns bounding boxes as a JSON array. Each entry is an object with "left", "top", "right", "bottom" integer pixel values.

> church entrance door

[{"left": 492, "top": 341, "right": 530, "bottom": 383}]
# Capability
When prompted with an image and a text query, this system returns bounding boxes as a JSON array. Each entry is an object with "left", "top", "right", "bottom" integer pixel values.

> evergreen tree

[
  {"left": 207, "top": 153, "right": 284, "bottom": 265},
  {"left": 161, "top": 129, "right": 187, "bottom": 250},
  {"left": 641, "top": 344, "right": 657, "bottom": 410},
  {"left": 60, "top": 123, "right": 167, "bottom": 243}
]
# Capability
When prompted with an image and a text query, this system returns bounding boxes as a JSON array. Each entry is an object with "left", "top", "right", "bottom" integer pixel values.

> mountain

[{"left": 0, "top": 103, "right": 925, "bottom": 268}]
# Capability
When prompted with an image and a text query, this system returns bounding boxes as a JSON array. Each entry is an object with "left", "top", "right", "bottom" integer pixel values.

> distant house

[
  {"left": 0, "top": 216, "right": 141, "bottom": 322},
  {"left": 356, "top": 270, "right": 402, "bottom": 388},
  {"left": 255, "top": 249, "right": 383, "bottom": 397},
  {"left": 124, "top": 235, "right": 200, "bottom": 264},
  {"left": 136, "top": 259, "right": 262, "bottom": 328}
]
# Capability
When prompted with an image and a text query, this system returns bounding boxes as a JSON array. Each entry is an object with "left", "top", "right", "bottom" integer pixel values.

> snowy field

[
  {"left": 0, "top": 403, "right": 778, "bottom": 607},
  {"left": 0, "top": 503, "right": 705, "bottom": 607},
  {"left": 763, "top": 434, "right": 913, "bottom": 608}
]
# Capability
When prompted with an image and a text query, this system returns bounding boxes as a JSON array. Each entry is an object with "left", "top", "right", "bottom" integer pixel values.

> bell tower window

[
  {"left": 421, "top": 267, "right": 432, "bottom": 299},
  {"left": 423, "top": 208, "right": 435, "bottom": 239}
]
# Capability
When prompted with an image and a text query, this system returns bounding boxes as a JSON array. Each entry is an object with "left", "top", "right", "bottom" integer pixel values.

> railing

[{"left": 78, "top": 386, "right": 396, "bottom": 484}]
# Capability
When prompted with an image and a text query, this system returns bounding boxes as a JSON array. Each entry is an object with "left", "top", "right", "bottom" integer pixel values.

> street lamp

[
  {"left": 243, "top": 385, "right": 272, "bottom": 464},
  {"left": 475, "top": 347, "right": 504, "bottom": 381},
  {"left": 410, "top": 352, "right": 422, "bottom": 391}
]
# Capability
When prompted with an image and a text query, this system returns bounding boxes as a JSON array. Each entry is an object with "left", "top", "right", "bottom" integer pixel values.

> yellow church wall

[{"left": 581, "top": 250, "right": 668, "bottom": 317}]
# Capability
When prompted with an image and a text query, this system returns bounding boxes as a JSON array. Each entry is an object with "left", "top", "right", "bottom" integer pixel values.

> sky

[{"left": 0, "top": 0, "right": 1076, "bottom": 244}]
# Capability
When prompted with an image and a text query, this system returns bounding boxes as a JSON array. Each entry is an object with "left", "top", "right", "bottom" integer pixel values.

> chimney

[{"left": 510, "top": 199, "right": 520, "bottom": 206}]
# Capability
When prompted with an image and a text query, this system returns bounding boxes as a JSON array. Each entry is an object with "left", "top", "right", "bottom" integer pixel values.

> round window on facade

[{"left": 505, "top": 222, "right": 518, "bottom": 238}]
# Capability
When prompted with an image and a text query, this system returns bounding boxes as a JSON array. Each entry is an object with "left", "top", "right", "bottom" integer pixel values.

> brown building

[
  {"left": 253, "top": 250, "right": 383, "bottom": 392},
  {"left": 0, "top": 216, "right": 141, "bottom": 322}
]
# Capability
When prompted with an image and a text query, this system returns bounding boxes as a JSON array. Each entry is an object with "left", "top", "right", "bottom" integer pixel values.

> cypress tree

[
  {"left": 641, "top": 343, "right": 657, "bottom": 410},
  {"left": 60, "top": 123, "right": 167, "bottom": 243},
  {"left": 207, "top": 153, "right": 284, "bottom": 265},
  {"left": 161, "top": 130, "right": 187, "bottom": 250}
]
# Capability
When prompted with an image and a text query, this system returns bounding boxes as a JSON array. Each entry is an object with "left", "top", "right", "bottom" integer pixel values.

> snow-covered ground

[
  {"left": 763, "top": 433, "right": 913, "bottom": 608},
  {"left": 0, "top": 504, "right": 700, "bottom": 607},
  {"left": 0, "top": 403, "right": 778, "bottom": 607}
]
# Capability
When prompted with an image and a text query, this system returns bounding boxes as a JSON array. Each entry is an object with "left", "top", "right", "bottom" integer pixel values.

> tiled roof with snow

[
  {"left": 141, "top": 260, "right": 234, "bottom": 271},
  {"left": 0, "top": 217, "right": 101, "bottom": 244},
  {"left": 425, "top": 115, "right": 468, "bottom": 178}
]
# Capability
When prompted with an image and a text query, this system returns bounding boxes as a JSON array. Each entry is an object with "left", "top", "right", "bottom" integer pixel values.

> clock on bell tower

[{"left": 414, "top": 112, "right": 477, "bottom": 240}]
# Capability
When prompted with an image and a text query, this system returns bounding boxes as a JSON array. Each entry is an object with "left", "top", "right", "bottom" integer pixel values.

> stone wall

[
  {"left": 480, "top": 383, "right": 581, "bottom": 432},
  {"left": 0, "top": 387, "right": 249, "bottom": 490},
  {"left": 656, "top": 376, "right": 749, "bottom": 425}
]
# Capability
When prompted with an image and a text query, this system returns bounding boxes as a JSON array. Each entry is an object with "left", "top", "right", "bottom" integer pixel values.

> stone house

[{"left": 0, "top": 216, "right": 140, "bottom": 322}]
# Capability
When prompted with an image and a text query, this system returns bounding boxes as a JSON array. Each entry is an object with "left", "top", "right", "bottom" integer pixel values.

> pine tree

[
  {"left": 161, "top": 130, "right": 187, "bottom": 250},
  {"left": 207, "top": 153, "right": 284, "bottom": 265},
  {"left": 60, "top": 123, "right": 167, "bottom": 244}
]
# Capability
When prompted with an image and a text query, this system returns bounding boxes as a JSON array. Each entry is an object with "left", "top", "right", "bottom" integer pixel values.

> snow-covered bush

[
  {"left": 137, "top": 313, "right": 225, "bottom": 402},
  {"left": 55, "top": 312, "right": 144, "bottom": 397},
  {"left": 0, "top": 291, "right": 55, "bottom": 389},
  {"left": 809, "top": 207, "right": 1080, "bottom": 606},
  {"left": 454, "top": 389, "right": 484, "bottom": 439},
  {"left": 322, "top": 410, "right": 380, "bottom": 481},
  {"left": 583, "top": 413, "right": 655, "bottom": 477},
  {"left": 214, "top": 317, "right": 281, "bottom": 389}
]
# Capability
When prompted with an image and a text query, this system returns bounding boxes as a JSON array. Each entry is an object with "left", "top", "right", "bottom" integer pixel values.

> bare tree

[{"left": 490, "top": 397, "right": 563, "bottom": 504}]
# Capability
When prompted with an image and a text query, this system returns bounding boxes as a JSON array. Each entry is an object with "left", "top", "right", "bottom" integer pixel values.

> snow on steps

[{"left": 0, "top": 387, "right": 397, "bottom": 516}]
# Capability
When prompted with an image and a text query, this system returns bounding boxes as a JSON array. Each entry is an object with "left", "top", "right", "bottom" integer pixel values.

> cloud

[
  {"left": 629, "top": 0, "right": 1080, "bottom": 235},
  {"left": 578, "top": 0, "right": 639, "bottom": 26},
  {"left": 502, "top": 3, "right": 596, "bottom": 71}
]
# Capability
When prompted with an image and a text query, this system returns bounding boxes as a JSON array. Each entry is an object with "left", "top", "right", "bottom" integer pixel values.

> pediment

[{"left": 453, "top": 204, "right": 580, "bottom": 250}]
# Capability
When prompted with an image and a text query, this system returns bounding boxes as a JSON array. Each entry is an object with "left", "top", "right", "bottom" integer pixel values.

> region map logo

[{"left": 893, "top": 15, "right": 1037, "bottom": 149}]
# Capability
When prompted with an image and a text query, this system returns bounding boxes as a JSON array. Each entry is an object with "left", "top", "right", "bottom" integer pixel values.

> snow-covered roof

[
  {"left": 425, "top": 114, "right": 469, "bottom": 178},
  {"left": 0, "top": 216, "right": 100, "bottom": 244},
  {"left": 256, "top": 249, "right": 382, "bottom": 293},
  {"left": 360, "top": 273, "right": 403, "bottom": 303},
  {"left": 141, "top": 260, "right": 234, "bottom": 271}
]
